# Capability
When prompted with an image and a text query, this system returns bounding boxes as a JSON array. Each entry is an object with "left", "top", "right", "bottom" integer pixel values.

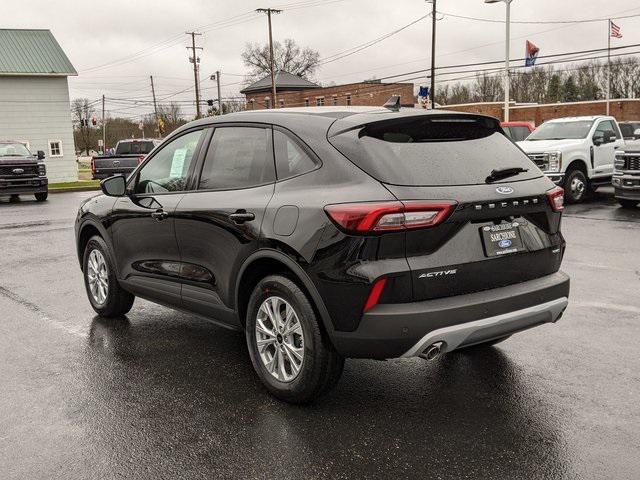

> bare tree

[
  {"left": 241, "top": 38, "right": 320, "bottom": 82},
  {"left": 71, "top": 98, "right": 97, "bottom": 155}
]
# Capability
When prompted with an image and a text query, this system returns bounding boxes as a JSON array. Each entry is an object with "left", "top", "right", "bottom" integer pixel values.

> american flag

[{"left": 610, "top": 20, "right": 623, "bottom": 39}]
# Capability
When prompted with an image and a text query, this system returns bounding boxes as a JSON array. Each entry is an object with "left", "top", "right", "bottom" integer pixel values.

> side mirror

[
  {"left": 593, "top": 134, "right": 604, "bottom": 146},
  {"left": 100, "top": 175, "right": 126, "bottom": 197},
  {"left": 604, "top": 130, "right": 617, "bottom": 143},
  {"left": 37, "top": 150, "right": 45, "bottom": 160}
]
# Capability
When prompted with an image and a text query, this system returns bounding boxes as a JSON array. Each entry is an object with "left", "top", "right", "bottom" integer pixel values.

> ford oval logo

[
  {"left": 496, "top": 186, "right": 514, "bottom": 195},
  {"left": 498, "top": 239, "right": 512, "bottom": 248},
  {"left": 12, "top": 168, "right": 25, "bottom": 174}
]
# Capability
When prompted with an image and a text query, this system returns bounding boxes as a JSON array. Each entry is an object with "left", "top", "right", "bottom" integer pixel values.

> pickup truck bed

[{"left": 92, "top": 139, "right": 160, "bottom": 180}]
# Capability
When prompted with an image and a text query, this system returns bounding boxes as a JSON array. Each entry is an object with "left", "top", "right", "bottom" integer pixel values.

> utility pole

[
  {"left": 186, "top": 31, "right": 203, "bottom": 118},
  {"left": 485, "top": 0, "right": 513, "bottom": 122},
  {"left": 427, "top": 0, "right": 437, "bottom": 108},
  {"left": 101, "top": 94, "right": 106, "bottom": 154},
  {"left": 606, "top": 19, "right": 611, "bottom": 116},
  {"left": 215, "top": 71, "right": 222, "bottom": 115},
  {"left": 256, "top": 8, "right": 282, "bottom": 108},
  {"left": 150, "top": 75, "right": 159, "bottom": 136}
]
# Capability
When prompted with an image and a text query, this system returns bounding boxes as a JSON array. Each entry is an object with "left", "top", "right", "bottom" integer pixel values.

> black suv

[
  {"left": 75, "top": 107, "right": 570, "bottom": 403},
  {"left": 0, "top": 141, "right": 48, "bottom": 201}
]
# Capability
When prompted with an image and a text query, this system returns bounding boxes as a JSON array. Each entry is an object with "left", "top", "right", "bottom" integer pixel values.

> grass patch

[{"left": 49, "top": 180, "right": 100, "bottom": 190}]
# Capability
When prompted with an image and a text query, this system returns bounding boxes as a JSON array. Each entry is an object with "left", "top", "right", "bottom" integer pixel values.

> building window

[
  {"left": 279, "top": 99, "right": 285, "bottom": 108},
  {"left": 248, "top": 99, "right": 255, "bottom": 110},
  {"left": 346, "top": 95, "right": 352, "bottom": 106},
  {"left": 316, "top": 97, "right": 325, "bottom": 106},
  {"left": 304, "top": 98, "right": 309, "bottom": 107},
  {"left": 49, "top": 140, "right": 63, "bottom": 157},
  {"left": 264, "top": 98, "right": 270, "bottom": 109},
  {"left": 332, "top": 96, "right": 338, "bottom": 106}
]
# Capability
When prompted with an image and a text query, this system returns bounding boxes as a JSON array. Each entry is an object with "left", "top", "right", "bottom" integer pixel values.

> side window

[
  {"left": 273, "top": 130, "right": 318, "bottom": 180},
  {"left": 199, "top": 127, "right": 274, "bottom": 190},
  {"left": 134, "top": 129, "right": 203, "bottom": 194},
  {"left": 514, "top": 126, "right": 531, "bottom": 142},
  {"left": 594, "top": 120, "right": 619, "bottom": 139}
]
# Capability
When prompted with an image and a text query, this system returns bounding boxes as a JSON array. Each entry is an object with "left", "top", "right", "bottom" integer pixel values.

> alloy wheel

[
  {"left": 255, "top": 296, "right": 305, "bottom": 382},
  {"left": 87, "top": 249, "right": 109, "bottom": 305}
]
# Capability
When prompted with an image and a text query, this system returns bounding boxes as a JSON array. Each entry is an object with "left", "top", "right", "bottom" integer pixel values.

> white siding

[{"left": 0, "top": 76, "right": 77, "bottom": 182}]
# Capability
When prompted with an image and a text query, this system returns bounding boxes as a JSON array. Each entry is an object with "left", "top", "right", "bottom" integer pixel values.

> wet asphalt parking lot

[{"left": 0, "top": 189, "right": 639, "bottom": 480}]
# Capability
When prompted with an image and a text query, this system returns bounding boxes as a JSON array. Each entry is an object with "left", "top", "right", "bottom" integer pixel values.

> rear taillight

[
  {"left": 90, "top": 158, "right": 96, "bottom": 173},
  {"left": 138, "top": 155, "right": 145, "bottom": 164},
  {"left": 546, "top": 186, "right": 564, "bottom": 212},
  {"left": 363, "top": 277, "right": 387, "bottom": 312},
  {"left": 324, "top": 201, "right": 455, "bottom": 234}
]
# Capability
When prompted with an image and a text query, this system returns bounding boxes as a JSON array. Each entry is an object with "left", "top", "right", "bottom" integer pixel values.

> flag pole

[{"left": 606, "top": 19, "right": 611, "bottom": 116}]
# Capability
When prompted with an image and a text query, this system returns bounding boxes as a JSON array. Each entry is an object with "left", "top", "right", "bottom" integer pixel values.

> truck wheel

[
  {"left": 618, "top": 199, "right": 638, "bottom": 209},
  {"left": 246, "top": 275, "right": 344, "bottom": 404},
  {"left": 563, "top": 169, "right": 588, "bottom": 203},
  {"left": 83, "top": 235, "right": 134, "bottom": 317},
  {"left": 35, "top": 192, "right": 48, "bottom": 202}
]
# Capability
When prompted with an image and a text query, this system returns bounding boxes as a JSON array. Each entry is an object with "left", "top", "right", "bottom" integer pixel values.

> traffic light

[{"left": 91, "top": 117, "right": 97, "bottom": 126}]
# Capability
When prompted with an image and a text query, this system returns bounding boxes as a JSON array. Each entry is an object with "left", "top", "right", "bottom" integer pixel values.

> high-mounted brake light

[
  {"left": 546, "top": 186, "right": 564, "bottom": 212},
  {"left": 324, "top": 201, "right": 456, "bottom": 234}
]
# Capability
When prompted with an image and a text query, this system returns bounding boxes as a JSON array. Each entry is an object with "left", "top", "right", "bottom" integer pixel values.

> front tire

[
  {"left": 618, "top": 198, "right": 638, "bottom": 209},
  {"left": 246, "top": 275, "right": 344, "bottom": 404},
  {"left": 83, "top": 235, "right": 134, "bottom": 317},
  {"left": 35, "top": 192, "right": 48, "bottom": 202},
  {"left": 563, "top": 169, "right": 588, "bottom": 204}
]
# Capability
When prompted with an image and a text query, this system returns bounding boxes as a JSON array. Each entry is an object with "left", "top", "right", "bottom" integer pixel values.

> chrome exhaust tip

[{"left": 419, "top": 341, "right": 444, "bottom": 361}]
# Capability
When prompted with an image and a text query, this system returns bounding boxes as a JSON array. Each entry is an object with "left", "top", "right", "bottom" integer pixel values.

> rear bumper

[
  {"left": 0, "top": 177, "right": 48, "bottom": 195},
  {"left": 330, "top": 271, "right": 570, "bottom": 359},
  {"left": 92, "top": 169, "right": 135, "bottom": 180}
]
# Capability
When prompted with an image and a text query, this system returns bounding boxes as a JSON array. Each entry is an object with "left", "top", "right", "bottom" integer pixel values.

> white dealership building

[{"left": 0, "top": 29, "right": 77, "bottom": 182}]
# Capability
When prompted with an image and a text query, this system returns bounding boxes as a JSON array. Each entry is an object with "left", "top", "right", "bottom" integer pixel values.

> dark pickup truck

[
  {"left": 0, "top": 140, "right": 48, "bottom": 201},
  {"left": 91, "top": 139, "right": 161, "bottom": 180}
]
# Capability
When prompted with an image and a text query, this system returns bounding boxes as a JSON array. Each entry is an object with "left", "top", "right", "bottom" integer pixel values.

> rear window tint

[
  {"left": 116, "top": 141, "right": 156, "bottom": 155},
  {"left": 329, "top": 115, "right": 540, "bottom": 186}
]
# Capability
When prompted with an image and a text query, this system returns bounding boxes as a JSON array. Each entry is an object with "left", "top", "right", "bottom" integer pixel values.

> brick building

[
  {"left": 440, "top": 99, "right": 640, "bottom": 126},
  {"left": 241, "top": 70, "right": 414, "bottom": 110}
]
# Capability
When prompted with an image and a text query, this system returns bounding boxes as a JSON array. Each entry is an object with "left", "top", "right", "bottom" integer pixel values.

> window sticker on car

[{"left": 170, "top": 148, "right": 187, "bottom": 177}]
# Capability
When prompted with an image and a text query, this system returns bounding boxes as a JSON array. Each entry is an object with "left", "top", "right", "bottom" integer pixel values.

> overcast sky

[{"left": 6, "top": 0, "right": 640, "bottom": 118}]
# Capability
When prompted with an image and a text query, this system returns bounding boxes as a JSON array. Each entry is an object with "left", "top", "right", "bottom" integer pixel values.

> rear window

[
  {"left": 329, "top": 115, "right": 540, "bottom": 186},
  {"left": 116, "top": 141, "right": 156, "bottom": 155}
]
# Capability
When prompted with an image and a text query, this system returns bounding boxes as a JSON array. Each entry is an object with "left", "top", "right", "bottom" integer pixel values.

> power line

[{"left": 438, "top": 9, "right": 640, "bottom": 25}]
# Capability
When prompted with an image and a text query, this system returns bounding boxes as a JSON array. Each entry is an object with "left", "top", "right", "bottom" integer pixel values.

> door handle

[
  {"left": 151, "top": 209, "right": 169, "bottom": 221},
  {"left": 228, "top": 210, "right": 255, "bottom": 224}
]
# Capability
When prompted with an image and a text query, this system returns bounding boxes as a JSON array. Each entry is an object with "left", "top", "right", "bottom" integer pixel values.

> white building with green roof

[{"left": 0, "top": 29, "right": 77, "bottom": 182}]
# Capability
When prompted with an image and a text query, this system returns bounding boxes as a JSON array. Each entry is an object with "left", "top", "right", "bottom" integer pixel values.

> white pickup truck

[{"left": 517, "top": 115, "right": 624, "bottom": 203}]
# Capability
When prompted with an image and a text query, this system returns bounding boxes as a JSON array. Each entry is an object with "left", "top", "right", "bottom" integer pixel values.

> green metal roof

[{"left": 0, "top": 29, "right": 77, "bottom": 76}]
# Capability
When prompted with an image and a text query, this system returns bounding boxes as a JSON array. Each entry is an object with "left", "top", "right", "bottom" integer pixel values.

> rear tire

[
  {"left": 563, "top": 169, "right": 588, "bottom": 204},
  {"left": 35, "top": 192, "right": 48, "bottom": 202},
  {"left": 618, "top": 198, "right": 638, "bottom": 209},
  {"left": 82, "top": 235, "right": 134, "bottom": 317},
  {"left": 246, "top": 275, "right": 344, "bottom": 404}
]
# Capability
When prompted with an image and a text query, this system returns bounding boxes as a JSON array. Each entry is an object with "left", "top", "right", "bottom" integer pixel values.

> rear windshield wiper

[{"left": 486, "top": 167, "right": 528, "bottom": 183}]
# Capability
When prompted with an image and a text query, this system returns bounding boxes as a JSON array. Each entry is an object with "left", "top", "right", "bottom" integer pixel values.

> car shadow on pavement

[{"left": 77, "top": 314, "right": 571, "bottom": 479}]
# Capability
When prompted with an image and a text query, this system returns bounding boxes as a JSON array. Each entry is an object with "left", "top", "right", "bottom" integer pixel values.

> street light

[{"left": 485, "top": 0, "right": 513, "bottom": 122}]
